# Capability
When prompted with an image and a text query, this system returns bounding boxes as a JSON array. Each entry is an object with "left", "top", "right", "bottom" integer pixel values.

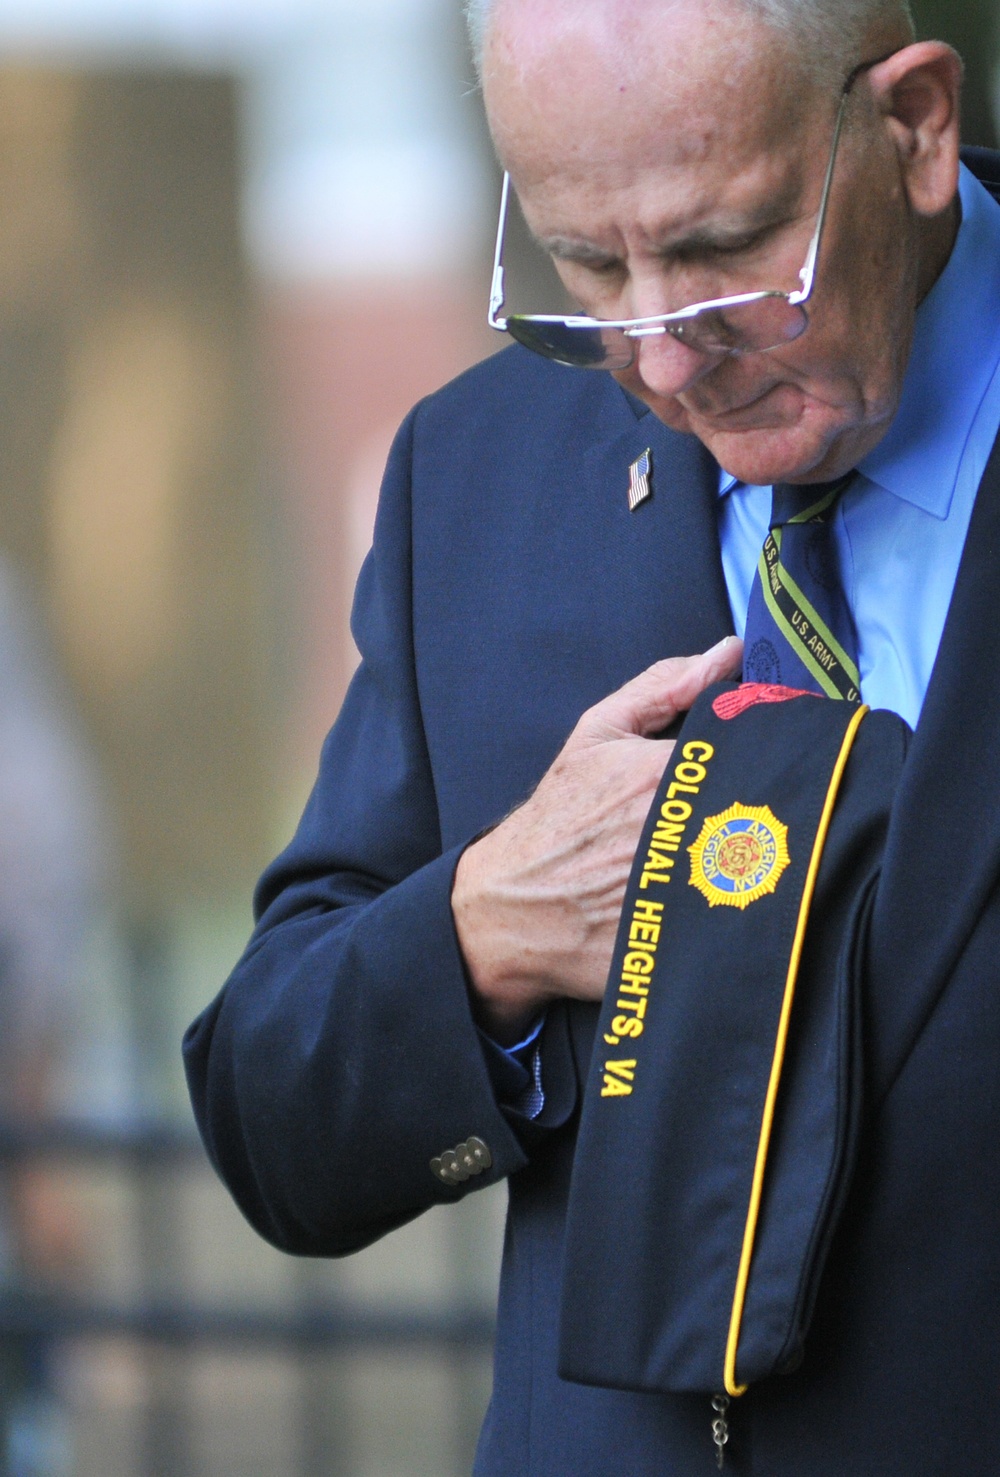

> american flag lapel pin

[{"left": 628, "top": 448, "right": 653, "bottom": 511}]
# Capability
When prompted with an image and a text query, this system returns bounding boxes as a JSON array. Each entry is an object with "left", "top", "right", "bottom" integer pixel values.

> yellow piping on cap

[{"left": 723, "top": 703, "right": 869, "bottom": 1398}]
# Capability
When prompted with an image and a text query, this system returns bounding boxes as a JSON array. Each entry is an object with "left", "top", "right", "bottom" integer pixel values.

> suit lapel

[
  {"left": 867, "top": 425, "right": 1000, "bottom": 1098},
  {"left": 582, "top": 386, "right": 733, "bottom": 666},
  {"left": 567, "top": 384, "right": 731, "bottom": 1079}
]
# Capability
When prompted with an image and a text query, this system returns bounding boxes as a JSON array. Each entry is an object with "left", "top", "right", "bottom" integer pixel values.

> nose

[{"left": 632, "top": 328, "right": 722, "bottom": 398}]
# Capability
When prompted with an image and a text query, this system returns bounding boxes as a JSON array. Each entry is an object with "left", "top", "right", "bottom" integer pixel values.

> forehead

[{"left": 484, "top": 0, "right": 820, "bottom": 238}]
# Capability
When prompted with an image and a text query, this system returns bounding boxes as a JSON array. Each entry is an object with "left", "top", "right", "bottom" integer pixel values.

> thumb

[{"left": 576, "top": 636, "right": 743, "bottom": 744}]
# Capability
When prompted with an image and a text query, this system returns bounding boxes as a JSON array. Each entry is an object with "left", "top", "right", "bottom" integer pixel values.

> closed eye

[
  {"left": 665, "top": 220, "right": 789, "bottom": 265},
  {"left": 544, "top": 217, "right": 795, "bottom": 274},
  {"left": 544, "top": 240, "right": 625, "bottom": 273}
]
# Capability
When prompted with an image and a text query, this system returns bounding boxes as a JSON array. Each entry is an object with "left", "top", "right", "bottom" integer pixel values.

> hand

[{"left": 452, "top": 637, "right": 743, "bottom": 1041}]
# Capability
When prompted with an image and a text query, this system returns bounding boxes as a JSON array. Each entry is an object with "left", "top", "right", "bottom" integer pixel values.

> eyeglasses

[{"left": 486, "top": 55, "right": 891, "bottom": 369}]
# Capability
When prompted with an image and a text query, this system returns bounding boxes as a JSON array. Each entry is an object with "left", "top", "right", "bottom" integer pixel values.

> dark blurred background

[
  {"left": 916, "top": 0, "right": 997, "bottom": 147},
  {"left": 0, "top": 3, "right": 990, "bottom": 1476}
]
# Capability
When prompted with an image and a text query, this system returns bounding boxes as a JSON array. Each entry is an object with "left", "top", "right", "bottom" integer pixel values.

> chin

[
  {"left": 626, "top": 387, "right": 825, "bottom": 479},
  {"left": 620, "top": 374, "right": 866, "bottom": 484},
  {"left": 691, "top": 412, "right": 860, "bottom": 486}
]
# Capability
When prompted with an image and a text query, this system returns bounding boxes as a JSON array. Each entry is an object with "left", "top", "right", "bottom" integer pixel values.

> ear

[{"left": 867, "top": 42, "right": 963, "bottom": 218}]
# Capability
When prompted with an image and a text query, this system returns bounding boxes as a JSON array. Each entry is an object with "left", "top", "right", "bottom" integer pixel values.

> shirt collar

[{"left": 719, "top": 164, "right": 1000, "bottom": 516}]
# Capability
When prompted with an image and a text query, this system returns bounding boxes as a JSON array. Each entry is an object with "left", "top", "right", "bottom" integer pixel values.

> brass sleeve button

[{"left": 430, "top": 1136, "right": 492, "bottom": 1185}]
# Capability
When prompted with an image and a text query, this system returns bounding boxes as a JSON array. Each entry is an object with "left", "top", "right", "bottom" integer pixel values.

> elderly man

[{"left": 186, "top": 0, "right": 1000, "bottom": 1471}]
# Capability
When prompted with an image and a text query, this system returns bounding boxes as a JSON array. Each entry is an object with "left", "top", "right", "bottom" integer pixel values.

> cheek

[
  {"left": 805, "top": 167, "right": 917, "bottom": 391},
  {"left": 810, "top": 257, "right": 914, "bottom": 417}
]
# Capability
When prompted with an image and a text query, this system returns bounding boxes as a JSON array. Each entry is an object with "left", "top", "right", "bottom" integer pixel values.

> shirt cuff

[
  {"left": 504, "top": 1015, "right": 545, "bottom": 1056},
  {"left": 479, "top": 1014, "right": 546, "bottom": 1119}
]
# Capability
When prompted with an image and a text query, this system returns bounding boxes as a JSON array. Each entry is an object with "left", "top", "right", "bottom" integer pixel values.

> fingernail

[{"left": 707, "top": 635, "right": 740, "bottom": 656}]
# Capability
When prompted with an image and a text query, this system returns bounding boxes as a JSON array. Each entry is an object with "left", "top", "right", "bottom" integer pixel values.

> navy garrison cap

[{"left": 559, "top": 683, "right": 910, "bottom": 1399}]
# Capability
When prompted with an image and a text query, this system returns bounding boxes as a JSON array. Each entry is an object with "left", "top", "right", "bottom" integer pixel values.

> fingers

[
  {"left": 454, "top": 732, "right": 673, "bottom": 1032},
  {"left": 455, "top": 632, "right": 744, "bottom": 1028},
  {"left": 576, "top": 635, "right": 743, "bottom": 744}
]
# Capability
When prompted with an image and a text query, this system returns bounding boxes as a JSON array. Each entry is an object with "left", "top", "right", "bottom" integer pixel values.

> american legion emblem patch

[{"left": 688, "top": 802, "right": 790, "bottom": 909}]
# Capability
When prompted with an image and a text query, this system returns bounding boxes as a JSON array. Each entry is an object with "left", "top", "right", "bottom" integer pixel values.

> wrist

[{"left": 452, "top": 839, "right": 552, "bottom": 1045}]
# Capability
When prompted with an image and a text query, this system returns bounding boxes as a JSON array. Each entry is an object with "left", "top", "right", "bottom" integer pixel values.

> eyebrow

[{"left": 537, "top": 191, "right": 804, "bottom": 269}]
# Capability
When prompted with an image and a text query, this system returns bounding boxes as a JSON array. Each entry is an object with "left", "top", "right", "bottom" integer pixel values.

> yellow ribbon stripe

[
  {"left": 759, "top": 533, "right": 861, "bottom": 700},
  {"left": 723, "top": 703, "right": 870, "bottom": 1398}
]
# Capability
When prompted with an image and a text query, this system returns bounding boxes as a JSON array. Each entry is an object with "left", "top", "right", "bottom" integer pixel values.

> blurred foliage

[{"left": 911, "top": 0, "right": 998, "bottom": 147}]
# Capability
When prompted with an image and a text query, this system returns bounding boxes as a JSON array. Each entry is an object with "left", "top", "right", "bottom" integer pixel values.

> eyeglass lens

[
  {"left": 504, "top": 318, "right": 634, "bottom": 369},
  {"left": 506, "top": 296, "right": 809, "bottom": 370}
]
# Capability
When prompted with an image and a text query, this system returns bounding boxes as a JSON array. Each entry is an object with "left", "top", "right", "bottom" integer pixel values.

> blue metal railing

[{"left": 0, "top": 1121, "right": 494, "bottom": 1476}]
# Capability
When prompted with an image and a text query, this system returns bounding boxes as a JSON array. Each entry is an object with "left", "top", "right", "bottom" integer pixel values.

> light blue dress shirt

[
  {"left": 720, "top": 163, "right": 1000, "bottom": 729},
  {"left": 504, "top": 164, "right": 1000, "bottom": 1103}
]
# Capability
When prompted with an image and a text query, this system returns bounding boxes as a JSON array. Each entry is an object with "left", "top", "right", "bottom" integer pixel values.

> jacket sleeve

[{"left": 182, "top": 404, "right": 576, "bottom": 1257}]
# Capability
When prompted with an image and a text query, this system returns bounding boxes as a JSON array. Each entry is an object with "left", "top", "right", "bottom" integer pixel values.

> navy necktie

[{"left": 742, "top": 475, "right": 860, "bottom": 701}]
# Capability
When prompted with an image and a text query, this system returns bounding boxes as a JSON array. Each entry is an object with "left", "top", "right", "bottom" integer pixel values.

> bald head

[
  {"left": 482, "top": 0, "right": 825, "bottom": 196},
  {"left": 468, "top": 0, "right": 915, "bottom": 90}
]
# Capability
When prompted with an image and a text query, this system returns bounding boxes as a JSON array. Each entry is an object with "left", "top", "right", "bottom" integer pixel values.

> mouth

[{"left": 685, "top": 381, "right": 804, "bottom": 432}]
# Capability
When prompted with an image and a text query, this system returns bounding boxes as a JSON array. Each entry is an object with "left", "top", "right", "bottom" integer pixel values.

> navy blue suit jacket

[{"left": 186, "top": 153, "right": 1000, "bottom": 1476}]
